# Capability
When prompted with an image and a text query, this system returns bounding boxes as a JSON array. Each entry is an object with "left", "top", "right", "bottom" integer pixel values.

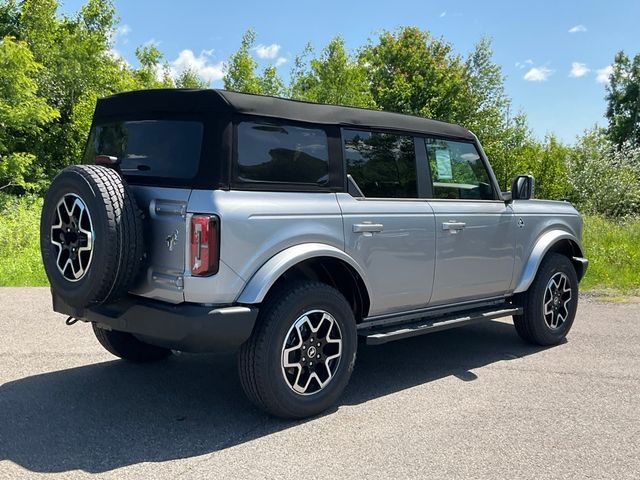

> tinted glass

[
  {"left": 343, "top": 130, "right": 417, "bottom": 198},
  {"left": 236, "top": 121, "right": 329, "bottom": 185},
  {"left": 84, "top": 120, "right": 203, "bottom": 178},
  {"left": 425, "top": 138, "right": 494, "bottom": 200}
]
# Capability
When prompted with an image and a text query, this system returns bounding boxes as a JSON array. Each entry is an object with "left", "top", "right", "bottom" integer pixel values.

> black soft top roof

[{"left": 94, "top": 89, "right": 476, "bottom": 140}]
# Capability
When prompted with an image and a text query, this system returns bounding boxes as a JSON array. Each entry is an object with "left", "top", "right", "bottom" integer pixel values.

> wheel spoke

[{"left": 543, "top": 297, "right": 553, "bottom": 316}]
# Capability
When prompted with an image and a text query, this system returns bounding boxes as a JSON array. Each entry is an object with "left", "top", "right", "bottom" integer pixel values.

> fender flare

[
  {"left": 513, "top": 230, "right": 585, "bottom": 294},
  {"left": 236, "top": 243, "right": 373, "bottom": 305}
]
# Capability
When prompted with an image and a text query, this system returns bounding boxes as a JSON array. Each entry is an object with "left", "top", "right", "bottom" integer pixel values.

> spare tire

[{"left": 40, "top": 165, "right": 145, "bottom": 309}]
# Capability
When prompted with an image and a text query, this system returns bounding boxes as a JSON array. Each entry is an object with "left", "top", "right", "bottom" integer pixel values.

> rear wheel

[
  {"left": 92, "top": 323, "right": 172, "bottom": 362},
  {"left": 238, "top": 281, "right": 357, "bottom": 419},
  {"left": 513, "top": 253, "right": 579, "bottom": 346}
]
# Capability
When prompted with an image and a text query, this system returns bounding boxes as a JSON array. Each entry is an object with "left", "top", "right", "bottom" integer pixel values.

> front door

[{"left": 422, "top": 137, "right": 516, "bottom": 305}]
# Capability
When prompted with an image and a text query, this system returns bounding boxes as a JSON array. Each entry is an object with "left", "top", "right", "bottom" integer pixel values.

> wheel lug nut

[
  {"left": 302, "top": 346, "right": 306, "bottom": 349},
  {"left": 317, "top": 343, "right": 320, "bottom": 347}
]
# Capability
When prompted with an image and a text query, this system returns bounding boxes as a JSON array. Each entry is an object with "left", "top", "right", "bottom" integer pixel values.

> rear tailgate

[
  {"left": 129, "top": 186, "right": 191, "bottom": 303},
  {"left": 83, "top": 117, "right": 208, "bottom": 304}
]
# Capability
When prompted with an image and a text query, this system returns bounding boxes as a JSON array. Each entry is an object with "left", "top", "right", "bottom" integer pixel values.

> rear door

[
  {"left": 84, "top": 119, "right": 205, "bottom": 302},
  {"left": 422, "top": 137, "right": 516, "bottom": 305},
  {"left": 337, "top": 129, "right": 436, "bottom": 317}
]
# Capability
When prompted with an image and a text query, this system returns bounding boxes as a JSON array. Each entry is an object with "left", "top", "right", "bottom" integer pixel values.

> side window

[
  {"left": 425, "top": 138, "right": 494, "bottom": 200},
  {"left": 236, "top": 120, "right": 329, "bottom": 185},
  {"left": 343, "top": 129, "right": 417, "bottom": 198}
]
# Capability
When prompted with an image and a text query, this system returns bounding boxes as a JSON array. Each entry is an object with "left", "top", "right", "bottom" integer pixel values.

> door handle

[
  {"left": 353, "top": 223, "right": 384, "bottom": 233},
  {"left": 442, "top": 221, "right": 466, "bottom": 233}
]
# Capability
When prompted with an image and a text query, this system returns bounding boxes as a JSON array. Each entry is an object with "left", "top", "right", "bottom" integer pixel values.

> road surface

[{"left": 0, "top": 288, "right": 638, "bottom": 479}]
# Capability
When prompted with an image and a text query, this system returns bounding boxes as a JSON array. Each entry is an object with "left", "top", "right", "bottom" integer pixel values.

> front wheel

[
  {"left": 513, "top": 253, "right": 579, "bottom": 346},
  {"left": 238, "top": 281, "right": 357, "bottom": 419}
]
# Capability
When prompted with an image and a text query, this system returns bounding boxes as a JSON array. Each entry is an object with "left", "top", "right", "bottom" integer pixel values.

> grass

[
  {"left": 1, "top": 195, "right": 638, "bottom": 296},
  {"left": 0, "top": 195, "right": 48, "bottom": 286},
  {"left": 580, "top": 215, "right": 640, "bottom": 296}
]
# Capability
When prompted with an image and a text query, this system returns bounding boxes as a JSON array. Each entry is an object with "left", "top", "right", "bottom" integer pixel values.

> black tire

[
  {"left": 92, "top": 323, "right": 172, "bottom": 362},
  {"left": 40, "top": 165, "right": 144, "bottom": 309},
  {"left": 238, "top": 281, "right": 357, "bottom": 419},
  {"left": 513, "top": 253, "right": 579, "bottom": 346}
]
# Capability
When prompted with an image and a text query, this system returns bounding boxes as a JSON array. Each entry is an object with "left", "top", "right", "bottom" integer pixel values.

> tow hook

[{"left": 65, "top": 316, "right": 79, "bottom": 326}]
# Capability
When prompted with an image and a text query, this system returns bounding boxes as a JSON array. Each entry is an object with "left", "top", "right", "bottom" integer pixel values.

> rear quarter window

[
  {"left": 83, "top": 120, "right": 204, "bottom": 179},
  {"left": 236, "top": 120, "right": 330, "bottom": 186}
]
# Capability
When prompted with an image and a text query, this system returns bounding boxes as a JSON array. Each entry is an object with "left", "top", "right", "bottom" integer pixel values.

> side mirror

[{"left": 511, "top": 175, "right": 535, "bottom": 200}]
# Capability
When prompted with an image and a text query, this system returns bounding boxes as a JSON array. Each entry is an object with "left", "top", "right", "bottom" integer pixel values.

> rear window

[
  {"left": 83, "top": 120, "right": 203, "bottom": 179},
  {"left": 236, "top": 120, "right": 330, "bottom": 185}
]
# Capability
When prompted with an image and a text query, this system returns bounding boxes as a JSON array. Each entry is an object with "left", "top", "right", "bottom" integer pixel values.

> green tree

[
  {"left": 16, "top": 0, "right": 139, "bottom": 180},
  {"left": 463, "top": 38, "right": 526, "bottom": 190},
  {"left": 362, "top": 27, "right": 470, "bottom": 123},
  {"left": 569, "top": 128, "right": 640, "bottom": 216},
  {"left": 223, "top": 29, "right": 285, "bottom": 96},
  {"left": 289, "top": 36, "right": 373, "bottom": 107},
  {"left": 223, "top": 29, "right": 262, "bottom": 94},
  {"left": 175, "top": 67, "right": 209, "bottom": 89},
  {"left": 134, "top": 44, "right": 173, "bottom": 89},
  {"left": 606, "top": 50, "right": 640, "bottom": 147},
  {"left": 0, "top": 0, "right": 19, "bottom": 38},
  {"left": 0, "top": 36, "right": 58, "bottom": 190},
  {"left": 522, "top": 134, "right": 572, "bottom": 200},
  {"left": 259, "top": 64, "right": 284, "bottom": 96}
]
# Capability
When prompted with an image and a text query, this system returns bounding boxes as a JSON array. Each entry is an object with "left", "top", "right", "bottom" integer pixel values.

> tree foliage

[
  {"left": 0, "top": 2, "right": 635, "bottom": 219},
  {"left": 223, "top": 29, "right": 284, "bottom": 96},
  {"left": 606, "top": 51, "right": 640, "bottom": 148},
  {"left": 569, "top": 128, "right": 640, "bottom": 217},
  {"left": 0, "top": 36, "right": 58, "bottom": 189},
  {"left": 289, "top": 36, "right": 373, "bottom": 107}
]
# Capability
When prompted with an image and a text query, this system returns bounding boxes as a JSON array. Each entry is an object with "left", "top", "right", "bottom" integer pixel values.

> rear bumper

[{"left": 52, "top": 292, "right": 258, "bottom": 353}]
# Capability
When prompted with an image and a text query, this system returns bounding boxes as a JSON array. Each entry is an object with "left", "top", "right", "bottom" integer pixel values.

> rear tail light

[{"left": 190, "top": 215, "right": 220, "bottom": 276}]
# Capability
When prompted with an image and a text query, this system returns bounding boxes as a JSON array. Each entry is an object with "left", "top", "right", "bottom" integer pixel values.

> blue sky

[{"left": 61, "top": 0, "right": 640, "bottom": 143}]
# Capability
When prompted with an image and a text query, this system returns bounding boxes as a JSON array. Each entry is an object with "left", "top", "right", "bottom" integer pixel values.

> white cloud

[
  {"left": 596, "top": 65, "right": 613, "bottom": 84},
  {"left": 523, "top": 66, "right": 554, "bottom": 81},
  {"left": 568, "top": 24, "right": 587, "bottom": 33},
  {"left": 275, "top": 57, "right": 287, "bottom": 67},
  {"left": 254, "top": 43, "right": 281, "bottom": 59},
  {"left": 516, "top": 59, "right": 534, "bottom": 69},
  {"left": 439, "top": 11, "right": 446, "bottom": 18},
  {"left": 569, "top": 62, "right": 590, "bottom": 78},
  {"left": 169, "top": 49, "right": 224, "bottom": 82}
]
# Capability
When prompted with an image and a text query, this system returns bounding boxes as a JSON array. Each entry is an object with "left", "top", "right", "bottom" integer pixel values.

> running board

[{"left": 359, "top": 307, "right": 522, "bottom": 345}]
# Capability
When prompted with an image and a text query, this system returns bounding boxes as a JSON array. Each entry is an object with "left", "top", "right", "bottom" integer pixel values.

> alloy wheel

[
  {"left": 50, "top": 193, "right": 94, "bottom": 281},
  {"left": 543, "top": 272, "right": 572, "bottom": 329},
  {"left": 281, "top": 309, "right": 343, "bottom": 395}
]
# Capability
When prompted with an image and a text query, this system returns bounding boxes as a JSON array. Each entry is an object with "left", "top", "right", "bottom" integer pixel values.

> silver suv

[{"left": 40, "top": 89, "right": 588, "bottom": 418}]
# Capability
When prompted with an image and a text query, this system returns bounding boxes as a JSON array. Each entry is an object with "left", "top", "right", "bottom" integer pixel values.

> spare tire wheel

[{"left": 40, "top": 165, "right": 145, "bottom": 309}]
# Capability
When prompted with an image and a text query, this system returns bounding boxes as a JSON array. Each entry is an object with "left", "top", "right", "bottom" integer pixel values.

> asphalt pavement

[{"left": 0, "top": 287, "right": 638, "bottom": 479}]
